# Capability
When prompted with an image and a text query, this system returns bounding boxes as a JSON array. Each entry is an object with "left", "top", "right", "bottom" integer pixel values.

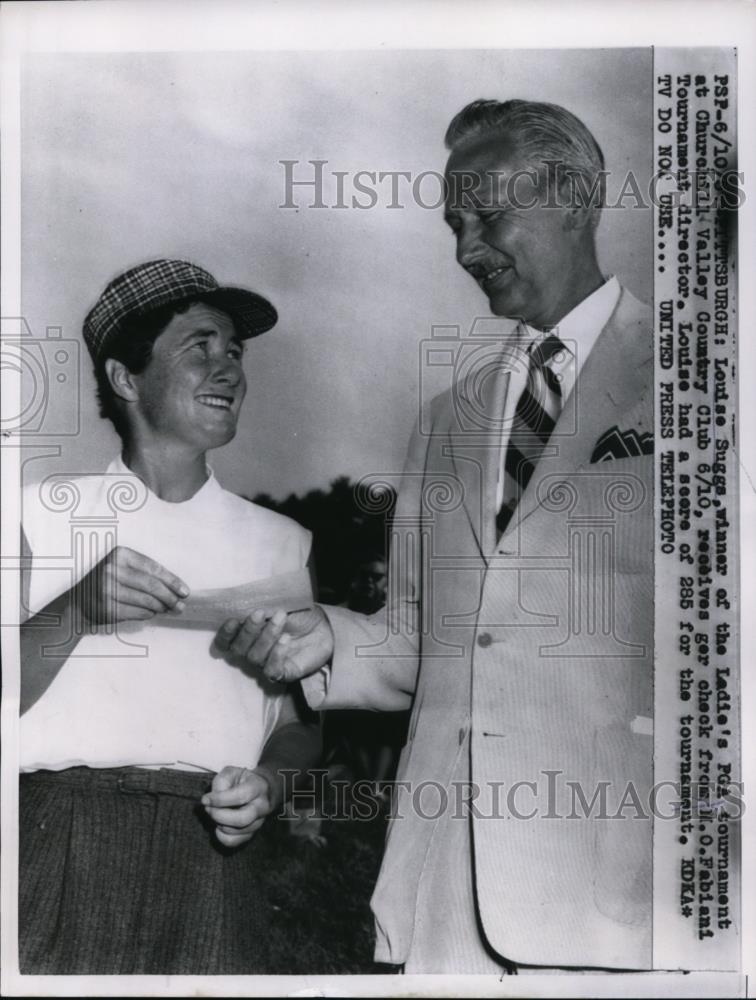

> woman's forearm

[
  {"left": 20, "top": 590, "right": 82, "bottom": 715},
  {"left": 255, "top": 721, "right": 322, "bottom": 812}
]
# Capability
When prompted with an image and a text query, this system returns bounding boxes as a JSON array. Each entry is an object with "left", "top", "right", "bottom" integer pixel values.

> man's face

[
  {"left": 129, "top": 303, "right": 247, "bottom": 452},
  {"left": 349, "top": 558, "right": 388, "bottom": 614},
  {"left": 359, "top": 559, "right": 387, "bottom": 603},
  {"left": 444, "top": 135, "right": 579, "bottom": 329}
]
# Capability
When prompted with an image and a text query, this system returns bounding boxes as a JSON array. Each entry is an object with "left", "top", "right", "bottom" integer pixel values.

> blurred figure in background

[{"left": 346, "top": 551, "right": 387, "bottom": 616}]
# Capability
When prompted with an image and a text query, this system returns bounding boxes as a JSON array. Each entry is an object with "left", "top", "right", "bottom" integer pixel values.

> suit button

[{"left": 477, "top": 632, "right": 492, "bottom": 648}]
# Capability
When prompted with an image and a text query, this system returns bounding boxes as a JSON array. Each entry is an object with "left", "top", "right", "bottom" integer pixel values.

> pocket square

[{"left": 590, "top": 425, "right": 654, "bottom": 463}]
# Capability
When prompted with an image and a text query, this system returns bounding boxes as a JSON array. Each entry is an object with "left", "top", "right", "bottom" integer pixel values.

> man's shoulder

[
  {"left": 612, "top": 286, "right": 653, "bottom": 330},
  {"left": 599, "top": 286, "right": 654, "bottom": 376},
  {"left": 418, "top": 382, "right": 458, "bottom": 434}
]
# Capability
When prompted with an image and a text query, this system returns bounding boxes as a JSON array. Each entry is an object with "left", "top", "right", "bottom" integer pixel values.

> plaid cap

[{"left": 83, "top": 258, "right": 278, "bottom": 362}]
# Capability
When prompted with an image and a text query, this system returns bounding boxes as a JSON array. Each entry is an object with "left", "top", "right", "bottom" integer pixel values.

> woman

[{"left": 19, "top": 259, "right": 321, "bottom": 974}]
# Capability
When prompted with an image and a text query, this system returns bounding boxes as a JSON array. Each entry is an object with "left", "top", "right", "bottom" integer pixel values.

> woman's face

[{"left": 129, "top": 303, "right": 247, "bottom": 453}]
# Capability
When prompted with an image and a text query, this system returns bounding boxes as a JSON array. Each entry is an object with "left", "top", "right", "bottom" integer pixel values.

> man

[
  {"left": 220, "top": 100, "right": 655, "bottom": 972},
  {"left": 19, "top": 259, "right": 320, "bottom": 973},
  {"left": 347, "top": 551, "right": 388, "bottom": 616}
]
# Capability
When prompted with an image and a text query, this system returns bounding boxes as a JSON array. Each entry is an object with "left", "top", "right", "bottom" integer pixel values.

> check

[{"left": 160, "top": 569, "right": 314, "bottom": 627}]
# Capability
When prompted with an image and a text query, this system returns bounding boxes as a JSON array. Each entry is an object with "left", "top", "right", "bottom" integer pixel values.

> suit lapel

[
  {"left": 446, "top": 347, "right": 514, "bottom": 560},
  {"left": 502, "top": 288, "right": 653, "bottom": 539}
]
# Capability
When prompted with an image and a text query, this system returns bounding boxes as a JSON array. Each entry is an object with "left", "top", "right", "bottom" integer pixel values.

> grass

[{"left": 251, "top": 786, "right": 393, "bottom": 975}]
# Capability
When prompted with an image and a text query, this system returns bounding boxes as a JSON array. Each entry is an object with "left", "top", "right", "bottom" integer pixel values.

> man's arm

[{"left": 20, "top": 531, "right": 189, "bottom": 714}]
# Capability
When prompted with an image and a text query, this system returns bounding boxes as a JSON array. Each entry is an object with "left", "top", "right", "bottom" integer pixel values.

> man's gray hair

[{"left": 445, "top": 99, "right": 606, "bottom": 208}]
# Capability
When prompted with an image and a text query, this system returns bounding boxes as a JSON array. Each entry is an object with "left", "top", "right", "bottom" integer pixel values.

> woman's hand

[
  {"left": 21, "top": 543, "right": 189, "bottom": 714},
  {"left": 201, "top": 766, "right": 274, "bottom": 848},
  {"left": 74, "top": 545, "right": 189, "bottom": 625}
]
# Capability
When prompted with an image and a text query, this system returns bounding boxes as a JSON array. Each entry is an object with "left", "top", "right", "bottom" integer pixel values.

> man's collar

[{"left": 522, "top": 275, "right": 620, "bottom": 372}]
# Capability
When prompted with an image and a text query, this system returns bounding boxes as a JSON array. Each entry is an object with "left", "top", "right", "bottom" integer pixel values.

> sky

[{"left": 20, "top": 48, "right": 652, "bottom": 500}]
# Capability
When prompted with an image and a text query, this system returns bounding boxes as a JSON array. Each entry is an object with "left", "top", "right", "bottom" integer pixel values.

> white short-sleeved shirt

[{"left": 20, "top": 455, "right": 312, "bottom": 773}]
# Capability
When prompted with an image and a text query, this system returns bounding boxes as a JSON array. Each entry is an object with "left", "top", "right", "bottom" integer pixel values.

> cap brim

[{"left": 201, "top": 286, "right": 278, "bottom": 339}]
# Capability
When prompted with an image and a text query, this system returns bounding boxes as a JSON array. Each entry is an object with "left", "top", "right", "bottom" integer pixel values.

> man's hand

[
  {"left": 201, "top": 766, "right": 273, "bottom": 848},
  {"left": 74, "top": 545, "right": 189, "bottom": 626},
  {"left": 215, "top": 606, "right": 334, "bottom": 684}
]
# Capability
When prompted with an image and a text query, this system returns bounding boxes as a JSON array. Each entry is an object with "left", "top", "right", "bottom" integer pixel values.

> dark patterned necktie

[{"left": 496, "top": 334, "right": 565, "bottom": 537}]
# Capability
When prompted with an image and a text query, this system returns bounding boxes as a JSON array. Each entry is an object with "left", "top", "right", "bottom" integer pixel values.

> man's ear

[
  {"left": 560, "top": 172, "right": 603, "bottom": 233},
  {"left": 565, "top": 202, "right": 599, "bottom": 233},
  {"left": 561, "top": 189, "right": 597, "bottom": 234},
  {"left": 104, "top": 358, "right": 139, "bottom": 403}
]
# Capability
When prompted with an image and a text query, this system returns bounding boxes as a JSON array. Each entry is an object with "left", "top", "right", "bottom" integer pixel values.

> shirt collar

[
  {"left": 108, "top": 453, "right": 219, "bottom": 510},
  {"left": 523, "top": 275, "right": 620, "bottom": 374}
]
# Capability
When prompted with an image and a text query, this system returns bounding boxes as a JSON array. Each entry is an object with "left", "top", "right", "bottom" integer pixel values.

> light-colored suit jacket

[{"left": 308, "top": 288, "right": 655, "bottom": 969}]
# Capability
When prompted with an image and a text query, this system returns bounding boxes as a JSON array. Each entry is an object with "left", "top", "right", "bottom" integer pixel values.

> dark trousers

[{"left": 19, "top": 766, "right": 271, "bottom": 975}]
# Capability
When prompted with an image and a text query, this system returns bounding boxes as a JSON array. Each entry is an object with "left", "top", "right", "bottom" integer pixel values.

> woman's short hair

[{"left": 95, "top": 296, "right": 198, "bottom": 439}]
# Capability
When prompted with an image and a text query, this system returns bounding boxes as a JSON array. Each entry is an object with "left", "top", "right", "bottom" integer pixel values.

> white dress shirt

[{"left": 494, "top": 275, "right": 621, "bottom": 511}]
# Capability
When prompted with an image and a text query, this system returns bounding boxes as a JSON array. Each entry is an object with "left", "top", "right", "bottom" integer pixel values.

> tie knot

[{"left": 530, "top": 334, "right": 565, "bottom": 370}]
